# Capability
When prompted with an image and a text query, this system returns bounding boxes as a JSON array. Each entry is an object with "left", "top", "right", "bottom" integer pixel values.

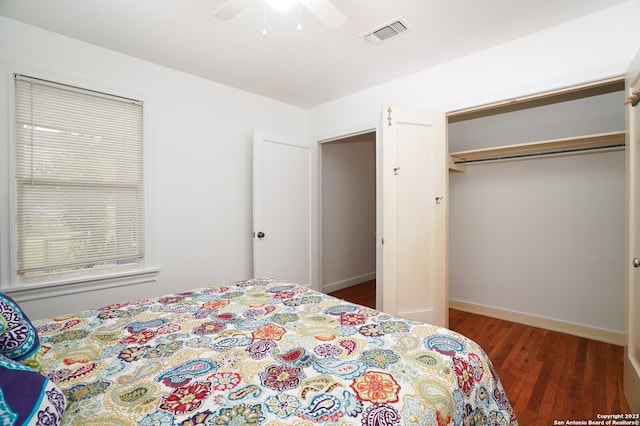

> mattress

[{"left": 33, "top": 278, "right": 518, "bottom": 425}]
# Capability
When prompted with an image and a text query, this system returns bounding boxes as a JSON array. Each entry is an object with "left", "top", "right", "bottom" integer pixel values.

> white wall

[
  {"left": 321, "top": 138, "right": 376, "bottom": 292},
  {"left": 308, "top": 2, "right": 639, "bottom": 334},
  {"left": 449, "top": 151, "right": 625, "bottom": 332},
  {"left": 309, "top": 2, "right": 638, "bottom": 135},
  {"left": 0, "top": 16, "right": 308, "bottom": 319}
]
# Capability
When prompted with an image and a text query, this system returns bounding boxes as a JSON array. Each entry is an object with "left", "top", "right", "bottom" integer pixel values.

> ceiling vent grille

[{"left": 360, "top": 17, "right": 411, "bottom": 45}]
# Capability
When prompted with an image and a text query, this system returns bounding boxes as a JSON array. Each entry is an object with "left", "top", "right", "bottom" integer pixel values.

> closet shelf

[{"left": 449, "top": 130, "right": 625, "bottom": 167}]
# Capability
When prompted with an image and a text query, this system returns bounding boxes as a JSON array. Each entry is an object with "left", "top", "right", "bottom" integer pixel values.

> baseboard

[
  {"left": 449, "top": 299, "right": 625, "bottom": 346},
  {"left": 322, "top": 272, "right": 376, "bottom": 294}
]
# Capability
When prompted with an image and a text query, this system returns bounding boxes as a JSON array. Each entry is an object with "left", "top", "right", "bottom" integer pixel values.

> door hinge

[
  {"left": 382, "top": 238, "right": 385, "bottom": 245},
  {"left": 625, "top": 89, "right": 640, "bottom": 107},
  {"left": 387, "top": 107, "right": 393, "bottom": 126}
]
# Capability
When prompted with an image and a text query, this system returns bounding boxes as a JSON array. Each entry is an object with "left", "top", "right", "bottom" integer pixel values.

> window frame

[{"left": 0, "top": 67, "right": 158, "bottom": 302}]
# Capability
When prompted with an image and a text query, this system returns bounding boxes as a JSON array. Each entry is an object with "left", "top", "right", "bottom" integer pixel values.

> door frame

[{"left": 624, "top": 49, "right": 640, "bottom": 413}]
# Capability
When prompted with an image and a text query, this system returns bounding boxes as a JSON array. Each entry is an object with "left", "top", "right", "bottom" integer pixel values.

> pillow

[
  {"left": 0, "top": 293, "right": 42, "bottom": 371},
  {"left": 0, "top": 354, "right": 66, "bottom": 425}
]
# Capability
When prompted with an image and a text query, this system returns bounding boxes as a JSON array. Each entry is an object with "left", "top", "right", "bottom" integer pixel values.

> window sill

[{"left": 3, "top": 268, "right": 159, "bottom": 303}]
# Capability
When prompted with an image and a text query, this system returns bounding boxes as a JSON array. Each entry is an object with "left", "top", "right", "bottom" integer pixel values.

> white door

[
  {"left": 378, "top": 106, "right": 448, "bottom": 327},
  {"left": 253, "top": 130, "right": 317, "bottom": 288},
  {"left": 625, "top": 50, "right": 640, "bottom": 413}
]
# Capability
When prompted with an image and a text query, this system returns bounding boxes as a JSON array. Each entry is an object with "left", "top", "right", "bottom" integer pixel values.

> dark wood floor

[{"left": 329, "top": 280, "right": 632, "bottom": 424}]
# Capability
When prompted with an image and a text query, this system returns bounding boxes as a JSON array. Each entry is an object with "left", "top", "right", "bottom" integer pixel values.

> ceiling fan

[{"left": 214, "top": 0, "right": 347, "bottom": 30}]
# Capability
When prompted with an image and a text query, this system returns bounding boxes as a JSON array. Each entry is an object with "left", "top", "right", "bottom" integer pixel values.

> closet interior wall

[{"left": 447, "top": 81, "right": 627, "bottom": 341}]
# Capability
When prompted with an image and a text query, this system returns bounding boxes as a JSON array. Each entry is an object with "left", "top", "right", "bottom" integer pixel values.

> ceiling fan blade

[
  {"left": 214, "top": 0, "right": 250, "bottom": 20},
  {"left": 300, "top": 0, "right": 346, "bottom": 30}
]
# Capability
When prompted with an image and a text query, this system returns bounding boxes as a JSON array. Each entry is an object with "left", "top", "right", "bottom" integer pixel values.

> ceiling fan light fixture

[{"left": 266, "top": 0, "right": 298, "bottom": 12}]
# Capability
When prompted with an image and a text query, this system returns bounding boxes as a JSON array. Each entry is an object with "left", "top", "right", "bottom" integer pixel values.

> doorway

[{"left": 320, "top": 131, "right": 377, "bottom": 303}]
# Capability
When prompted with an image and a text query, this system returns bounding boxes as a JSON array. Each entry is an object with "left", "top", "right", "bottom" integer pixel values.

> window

[{"left": 12, "top": 74, "right": 147, "bottom": 287}]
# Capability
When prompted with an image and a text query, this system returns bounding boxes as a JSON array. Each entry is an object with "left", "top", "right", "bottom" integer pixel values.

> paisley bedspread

[{"left": 33, "top": 279, "right": 518, "bottom": 425}]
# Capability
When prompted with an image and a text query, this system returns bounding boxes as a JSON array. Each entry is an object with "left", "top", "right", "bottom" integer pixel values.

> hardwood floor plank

[
  {"left": 526, "top": 331, "right": 554, "bottom": 422},
  {"left": 328, "top": 281, "right": 633, "bottom": 422},
  {"left": 550, "top": 333, "right": 579, "bottom": 421},
  {"left": 327, "top": 280, "right": 376, "bottom": 309},
  {"left": 540, "top": 333, "right": 570, "bottom": 424},
  {"left": 572, "top": 338, "right": 589, "bottom": 419},
  {"left": 591, "top": 340, "right": 607, "bottom": 416}
]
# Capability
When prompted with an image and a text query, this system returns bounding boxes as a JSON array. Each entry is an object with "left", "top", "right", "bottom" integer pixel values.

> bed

[{"left": 3, "top": 278, "right": 518, "bottom": 425}]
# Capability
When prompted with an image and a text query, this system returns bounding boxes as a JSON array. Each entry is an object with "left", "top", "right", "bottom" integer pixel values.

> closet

[{"left": 446, "top": 77, "right": 626, "bottom": 344}]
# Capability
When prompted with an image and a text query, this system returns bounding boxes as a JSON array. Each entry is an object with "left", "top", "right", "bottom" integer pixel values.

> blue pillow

[
  {"left": 0, "top": 354, "right": 66, "bottom": 425},
  {"left": 0, "top": 293, "right": 42, "bottom": 370}
]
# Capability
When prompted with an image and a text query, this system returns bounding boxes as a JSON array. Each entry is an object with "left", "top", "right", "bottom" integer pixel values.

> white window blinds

[{"left": 14, "top": 75, "right": 144, "bottom": 279}]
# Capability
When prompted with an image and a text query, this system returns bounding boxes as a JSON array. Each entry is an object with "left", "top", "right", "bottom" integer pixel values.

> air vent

[{"left": 360, "top": 17, "right": 411, "bottom": 45}]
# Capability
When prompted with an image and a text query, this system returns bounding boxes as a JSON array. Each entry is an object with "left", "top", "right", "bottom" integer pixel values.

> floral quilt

[{"left": 33, "top": 279, "right": 518, "bottom": 425}]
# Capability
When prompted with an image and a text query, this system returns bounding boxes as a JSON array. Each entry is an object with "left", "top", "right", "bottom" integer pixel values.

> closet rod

[{"left": 453, "top": 143, "right": 625, "bottom": 164}]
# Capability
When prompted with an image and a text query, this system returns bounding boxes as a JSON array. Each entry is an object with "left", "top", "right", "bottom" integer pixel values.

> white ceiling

[{"left": 0, "top": 0, "right": 630, "bottom": 108}]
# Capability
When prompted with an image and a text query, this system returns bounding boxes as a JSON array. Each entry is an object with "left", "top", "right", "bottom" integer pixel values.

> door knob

[
  {"left": 634, "top": 258, "right": 640, "bottom": 268},
  {"left": 257, "top": 232, "right": 265, "bottom": 238}
]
